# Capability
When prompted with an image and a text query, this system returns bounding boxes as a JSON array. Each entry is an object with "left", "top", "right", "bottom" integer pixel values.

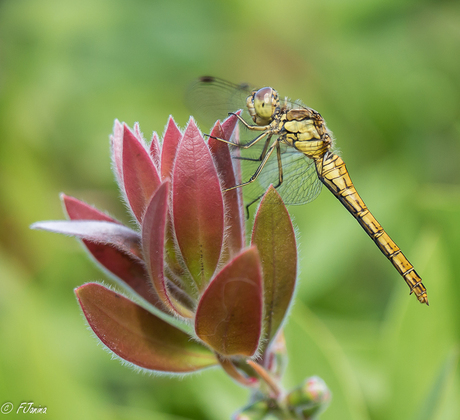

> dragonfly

[{"left": 187, "top": 76, "right": 428, "bottom": 305}]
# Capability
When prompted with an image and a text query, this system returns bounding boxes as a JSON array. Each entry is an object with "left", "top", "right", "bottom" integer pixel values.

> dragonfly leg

[
  {"left": 224, "top": 141, "right": 278, "bottom": 192},
  {"left": 206, "top": 129, "right": 270, "bottom": 149},
  {"left": 276, "top": 141, "right": 283, "bottom": 186},
  {"left": 233, "top": 136, "right": 272, "bottom": 162},
  {"left": 229, "top": 112, "right": 269, "bottom": 132},
  {"left": 242, "top": 142, "right": 285, "bottom": 218},
  {"left": 244, "top": 198, "right": 258, "bottom": 218}
]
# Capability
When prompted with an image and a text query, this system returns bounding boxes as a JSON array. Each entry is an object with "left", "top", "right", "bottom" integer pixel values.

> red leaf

[
  {"left": 149, "top": 132, "right": 161, "bottom": 169},
  {"left": 133, "top": 122, "right": 144, "bottom": 142},
  {"left": 172, "top": 119, "right": 224, "bottom": 290},
  {"left": 251, "top": 186, "right": 297, "bottom": 350},
  {"left": 142, "top": 181, "right": 193, "bottom": 318},
  {"left": 76, "top": 283, "right": 217, "bottom": 372},
  {"left": 221, "top": 112, "right": 240, "bottom": 140},
  {"left": 61, "top": 194, "right": 164, "bottom": 309},
  {"left": 217, "top": 355, "right": 259, "bottom": 388},
  {"left": 208, "top": 116, "right": 245, "bottom": 259},
  {"left": 195, "top": 247, "right": 263, "bottom": 356},
  {"left": 222, "top": 111, "right": 244, "bottom": 188},
  {"left": 110, "top": 119, "right": 124, "bottom": 187},
  {"left": 86, "top": 242, "right": 167, "bottom": 310},
  {"left": 62, "top": 194, "right": 120, "bottom": 224},
  {"left": 31, "top": 220, "right": 141, "bottom": 259},
  {"left": 160, "top": 116, "right": 182, "bottom": 180},
  {"left": 156, "top": 120, "right": 197, "bottom": 297},
  {"left": 122, "top": 124, "right": 161, "bottom": 223}
]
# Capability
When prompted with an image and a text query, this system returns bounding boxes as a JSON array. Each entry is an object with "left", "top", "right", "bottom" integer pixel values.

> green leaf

[{"left": 252, "top": 186, "right": 297, "bottom": 351}]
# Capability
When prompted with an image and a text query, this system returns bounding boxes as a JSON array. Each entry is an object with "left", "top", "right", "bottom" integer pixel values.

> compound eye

[{"left": 254, "top": 87, "right": 276, "bottom": 120}]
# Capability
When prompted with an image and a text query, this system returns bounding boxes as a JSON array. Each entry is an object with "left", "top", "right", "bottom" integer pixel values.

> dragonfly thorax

[{"left": 247, "top": 87, "right": 280, "bottom": 126}]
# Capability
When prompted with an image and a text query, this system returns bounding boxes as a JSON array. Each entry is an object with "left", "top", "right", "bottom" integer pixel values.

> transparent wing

[
  {"left": 185, "top": 76, "right": 254, "bottom": 129},
  {"left": 186, "top": 77, "right": 311, "bottom": 127},
  {"left": 186, "top": 77, "right": 323, "bottom": 206},
  {"left": 237, "top": 140, "right": 323, "bottom": 206}
]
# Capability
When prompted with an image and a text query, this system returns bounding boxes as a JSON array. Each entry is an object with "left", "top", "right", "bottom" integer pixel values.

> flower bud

[{"left": 284, "top": 376, "right": 331, "bottom": 419}]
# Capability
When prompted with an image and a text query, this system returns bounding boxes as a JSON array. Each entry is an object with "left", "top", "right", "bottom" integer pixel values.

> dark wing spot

[{"left": 199, "top": 76, "right": 215, "bottom": 83}]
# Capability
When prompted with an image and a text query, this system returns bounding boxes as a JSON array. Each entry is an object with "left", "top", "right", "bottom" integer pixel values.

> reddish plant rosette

[{"left": 31, "top": 115, "right": 298, "bottom": 384}]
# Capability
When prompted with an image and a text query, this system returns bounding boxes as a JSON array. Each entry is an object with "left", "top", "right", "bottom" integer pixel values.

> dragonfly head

[{"left": 247, "top": 87, "right": 280, "bottom": 125}]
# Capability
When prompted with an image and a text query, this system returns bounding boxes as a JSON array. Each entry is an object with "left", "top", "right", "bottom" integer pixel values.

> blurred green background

[{"left": 1, "top": 0, "right": 459, "bottom": 419}]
